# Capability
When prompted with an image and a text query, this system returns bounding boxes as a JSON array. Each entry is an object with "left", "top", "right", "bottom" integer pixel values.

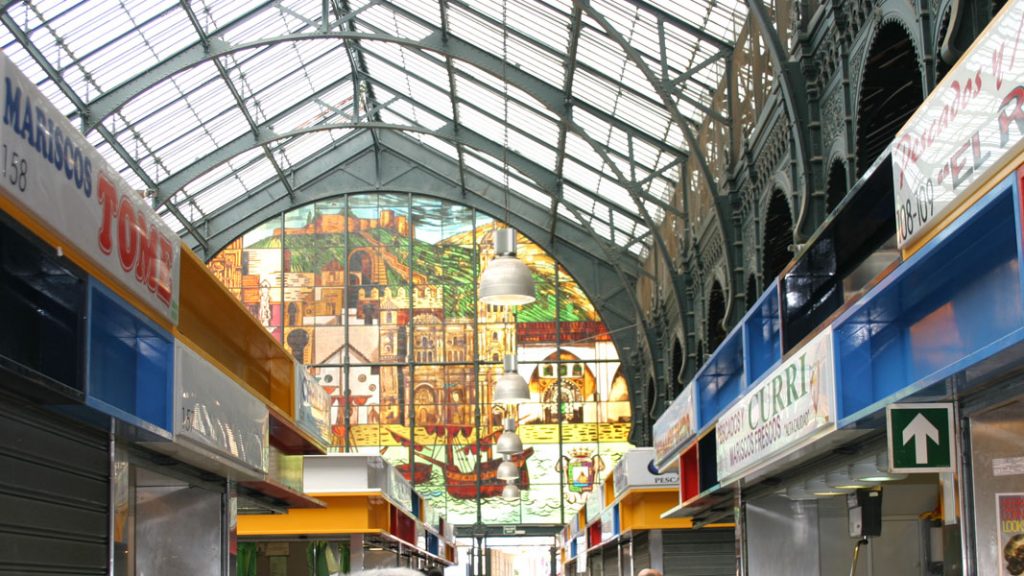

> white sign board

[
  {"left": 174, "top": 341, "right": 269, "bottom": 477},
  {"left": 652, "top": 383, "right": 697, "bottom": 471},
  {"left": 893, "top": 0, "right": 1024, "bottom": 247},
  {"left": 716, "top": 328, "right": 836, "bottom": 483},
  {"left": 613, "top": 448, "right": 681, "bottom": 497},
  {"left": 0, "top": 53, "right": 180, "bottom": 323}
]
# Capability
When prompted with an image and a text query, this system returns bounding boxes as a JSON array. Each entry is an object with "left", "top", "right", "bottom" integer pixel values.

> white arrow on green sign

[{"left": 886, "top": 403, "right": 955, "bottom": 473}]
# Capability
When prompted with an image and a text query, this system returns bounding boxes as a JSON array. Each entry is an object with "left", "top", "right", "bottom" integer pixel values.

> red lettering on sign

[
  {"left": 117, "top": 195, "right": 138, "bottom": 273},
  {"left": 97, "top": 175, "right": 117, "bottom": 255},
  {"left": 999, "top": 85, "right": 1024, "bottom": 147},
  {"left": 94, "top": 172, "right": 175, "bottom": 311}
]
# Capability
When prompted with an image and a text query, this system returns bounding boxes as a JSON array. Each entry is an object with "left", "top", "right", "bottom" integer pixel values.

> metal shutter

[
  {"left": 0, "top": 390, "right": 109, "bottom": 575},
  {"left": 602, "top": 546, "right": 619, "bottom": 576},
  {"left": 662, "top": 528, "right": 735, "bottom": 576},
  {"left": 632, "top": 531, "right": 651, "bottom": 575}
]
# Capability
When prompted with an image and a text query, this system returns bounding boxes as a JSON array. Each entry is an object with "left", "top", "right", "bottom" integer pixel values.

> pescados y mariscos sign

[
  {"left": 893, "top": 0, "right": 1024, "bottom": 248},
  {"left": 652, "top": 382, "right": 696, "bottom": 471},
  {"left": 716, "top": 328, "right": 835, "bottom": 483},
  {"left": 0, "top": 53, "right": 180, "bottom": 324}
]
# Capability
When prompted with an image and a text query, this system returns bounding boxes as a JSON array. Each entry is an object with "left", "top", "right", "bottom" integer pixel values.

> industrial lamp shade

[
  {"left": 497, "top": 459, "right": 519, "bottom": 481},
  {"left": 493, "top": 355, "right": 530, "bottom": 404},
  {"left": 495, "top": 430, "right": 523, "bottom": 455},
  {"left": 479, "top": 229, "right": 536, "bottom": 306},
  {"left": 502, "top": 481, "right": 521, "bottom": 499}
]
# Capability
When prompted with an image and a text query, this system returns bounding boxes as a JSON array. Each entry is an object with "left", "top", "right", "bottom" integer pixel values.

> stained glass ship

[{"left": 387, "top": 425, "right": 533, "bottom": 499}]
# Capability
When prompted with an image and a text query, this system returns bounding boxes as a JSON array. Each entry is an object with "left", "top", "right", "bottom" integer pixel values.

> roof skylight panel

[
  {"left": 418, "top": 134, "right": 459, "bottom": 160},
  {"left": 562, "top": 158, "right": 601, "bottom": 192},
  {"left": 572, "top": 69, "right": 625, "bottom": 118},
  {"left": 45, "top": 2, "right": 136, "bottom": 54},
  {"left": 182, "top": 146, "right": 261, "bottom": 194},
  {"left": 389, "top": 1, "right": 442, "bottom": 28},
  {"left": 462, "top": 149, "right": 507, "bottom": 186},
  {"left": 594, "top": 176, "right": 640, "bottom": 214},
  {"left": 505, "top": 41, "right": 563, "bottom": 89},
  {"left": 562, "top": 185, "right": 597, "bottom": 217},
  {"left": 282, "top": 128, "right": 344, "bottom": 166},
  {"left": 564, "top": 130, "right": 606, "bottom": 171},
  {"left": 509, "top": 175, "right": 552, "bottom": 210},
  {"left": 400, "top": 73, "right": 455, "bottom": 119},
  {"left": 447, "top": 4, "right": 503, "bottom": 55},
  {"left": 159, "top": 210, "right": 184, "bottom": 233},
  {"left": 272, "top": 97, "right": 345, "bottom": 134},
  {"left": 359, "top": 4, "right": 433, "bottom": 41},
  {"left": 220, "top": 4, "right": 291, "bottom": 44},
  {"left": 457, "top": 106, "right": 505, "bottom": 146},
  {"left": 193, "top": 175, "right": 246, "bottom": 215},
  {"left": 590, "top": 218, "right": 613, "bottom": 241},
  {"left": 116, "top": 60, "right": 221, "bottom": 126},
  {"left": 506, "top": 127, "right": 557, "bottom": 171},
  {"left": 155, "top": 131, "right": 219, "bottom": 176},
  {"left": 605, "top": 93, "right": 670, "bottom": 143},
  {"left": 556, "top": 202, "right": 582, "bottom": 225},
  {"left": 195, "top": 0, "right": 260, "bottom": 33},
  {"left": 234, "top": 154, "right": 279, "bottom": 190}
]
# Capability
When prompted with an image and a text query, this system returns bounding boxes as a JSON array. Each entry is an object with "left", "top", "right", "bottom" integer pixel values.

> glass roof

[{"left": 0, "top": 0, "right": 748, "bottom": 262}]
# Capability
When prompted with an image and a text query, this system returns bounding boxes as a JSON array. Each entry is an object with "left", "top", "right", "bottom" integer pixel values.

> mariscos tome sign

[
  {"left": 716, "top": 328, "right": 836, "bottom": 483},
  {"left": 893, "top": 0, "right": 1024, "bottom": 248},
  {"left": 0, "top": 53, "right": 180, "bottom": 324}
]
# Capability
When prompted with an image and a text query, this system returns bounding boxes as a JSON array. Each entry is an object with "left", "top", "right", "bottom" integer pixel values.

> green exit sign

[{"left": 886, "top": 403, "right": 955, "bottom": 473}]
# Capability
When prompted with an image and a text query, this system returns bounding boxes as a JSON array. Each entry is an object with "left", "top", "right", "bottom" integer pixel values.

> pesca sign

[
  {"left": 652, "top": 383, "right": 696, "bottom": 472},
  {"left": 893, "top": 0, "right": 1024, "bottom": 248},
  {"left": 0, "top": 53, "right": 179, "bottom": 323},
  {"left": 716, "top": 328, "right": 835, "bottom": 483},
  {"left": 612, "top": 447, "right": 680, "bottom": 497}
]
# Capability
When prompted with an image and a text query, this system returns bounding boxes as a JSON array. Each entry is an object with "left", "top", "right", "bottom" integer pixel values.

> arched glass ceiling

[{"left": 0, "top": 0, "right": 747, "bottom": 261}]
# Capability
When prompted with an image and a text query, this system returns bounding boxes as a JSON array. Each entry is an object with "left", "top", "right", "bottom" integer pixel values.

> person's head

[
  {"left": 424, "top": 569, "right": 444, "bottom": 576},
  {"left": 637, "top": 569, "right": 663, "bottom": 576}
]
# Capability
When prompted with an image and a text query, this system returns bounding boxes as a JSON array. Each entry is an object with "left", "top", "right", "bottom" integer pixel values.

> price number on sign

[
  {"left": 2, "top": 144, "right": 27, "bottom": 192},
  {"left": 897, "top": 180, "right": 936, "bottom": 243}
]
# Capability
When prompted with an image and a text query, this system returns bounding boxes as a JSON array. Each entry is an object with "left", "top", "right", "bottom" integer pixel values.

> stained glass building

[{"left": 207, "top": 193, "right": 632, "bottom": 525}]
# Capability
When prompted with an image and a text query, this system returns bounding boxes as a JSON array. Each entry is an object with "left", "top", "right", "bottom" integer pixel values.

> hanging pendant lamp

[
  {"left": 493, "top": 354, "right": 531, "bottom": 404},
  {"left": 495, "top": 417, "right": 523, "bottom": 455},
  {"left": 502, "top": 479, "right": 521, "bottom": 499},
  {"left": 497, "top": 457, "right": 519, "bottom": 481},
  {"left": 479, "top": 229, "right": 536, "bottom": 306}
]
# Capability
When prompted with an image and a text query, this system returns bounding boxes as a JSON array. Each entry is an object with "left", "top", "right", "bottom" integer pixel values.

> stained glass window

[{"left": 207, "top": 193, "right": 631, "bottom": 526}]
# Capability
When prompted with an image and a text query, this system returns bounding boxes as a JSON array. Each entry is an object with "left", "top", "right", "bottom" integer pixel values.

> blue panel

[
  {"left": 87, "top": 281, "right": 173, "bottom": 432},
  {"left": 835, "top": 177, "right": 1023, "bottom": 424},
  {"left": 696, "top": 326, "right": 745, "bottom": 428},
  {"left": 613, "top": 505, "right": 620, "bottom": 535},
  {"left": 742, "top": 280, "right": 782, "bottom": 386}
]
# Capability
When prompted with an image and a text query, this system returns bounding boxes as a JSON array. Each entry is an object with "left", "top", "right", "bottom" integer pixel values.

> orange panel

[
  {"left": 619, "top": 491, "right": 693, "bottom": 531},
  {"left": 177, "top": 250, "right": 295, "bottom": 416},
  {"left": 604, "top": 476, "right": 615, "bottom": 508},
  {"left": 238, "top": 496, "right": 389, "bottom": 536}
]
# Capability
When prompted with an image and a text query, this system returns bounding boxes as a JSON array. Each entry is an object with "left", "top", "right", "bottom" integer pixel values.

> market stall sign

[
  {"left": 0, "top": 53, "right": 180, "bottom": 324},
  {"left": 716, "top": 328, "right": 836, "bottom": 483},
  {"left": 174, "top": 341, "right": 269, "bottom": 476},
  {"left": 892, "top": 0, "right": 1024, "bottom": 248},
  {"left": 652, "top": 383, "right": 696, "bottom": 471},
  {"left": 612, "top": 447, "right": 680, "bottom": 497},
  {"left": 886, "top": 403, "right": 954, "bottom": 473}
]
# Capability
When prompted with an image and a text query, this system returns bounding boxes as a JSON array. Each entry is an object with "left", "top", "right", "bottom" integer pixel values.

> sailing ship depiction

[{"left": 387, "top": 425, "right": 533, "bottom": 499}]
